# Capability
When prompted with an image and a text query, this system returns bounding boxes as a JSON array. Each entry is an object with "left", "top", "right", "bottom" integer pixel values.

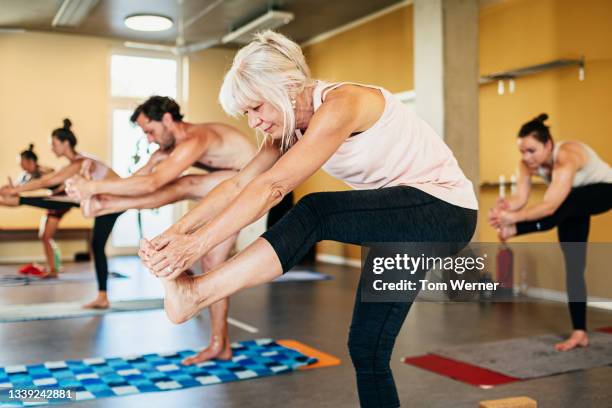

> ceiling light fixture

[
  {"left": 222, "top": 10, "right": 294, "bottom": 44},
  {"left": 124, "top": 14, "right": 173, "bottom": 32},
  {"left": 52, "top": 0, "right": 99, "bottom": 28}
]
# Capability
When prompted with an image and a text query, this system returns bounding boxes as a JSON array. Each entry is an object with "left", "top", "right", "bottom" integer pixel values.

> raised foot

[
  {"left": 82, "top": 196, "right": 102, "bottom": 218},
  {"left": 498, "top": 224, "right": 517, "bottom": 241},
  {"left": 160, "top": 273, "right": 201, "bottom": 324}
]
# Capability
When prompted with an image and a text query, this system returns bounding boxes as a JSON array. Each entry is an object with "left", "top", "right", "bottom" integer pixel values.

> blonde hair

[{"left": 219, "top": 30, "right": 313, "bottom": 152}]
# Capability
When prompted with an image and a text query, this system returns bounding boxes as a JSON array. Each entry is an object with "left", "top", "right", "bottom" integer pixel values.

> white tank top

[
  {"left": 537, "top": 141, "right": 612, "bottom": 187},
  {"left": 297, "top": 81, "right": 478, "bottom": 210}
]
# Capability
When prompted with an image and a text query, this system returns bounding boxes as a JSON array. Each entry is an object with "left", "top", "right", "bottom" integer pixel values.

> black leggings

[
  {"left": 92, "top": 212, "right": 123, "bottom": 291},
  {"left": 266, "top": 191, "right": 294, "bottom": 228},
  {"left": 19, "top": 196, "right": 79, "bottom": 211},
  {"left": 18, "top": 197, "right": 122, "bottom": 292},
  {"left": 262, "top": 186, "right": 477, "bottom": 408},
  {"left": 514, "top": 183, "right": 612, "bottom": 331}
]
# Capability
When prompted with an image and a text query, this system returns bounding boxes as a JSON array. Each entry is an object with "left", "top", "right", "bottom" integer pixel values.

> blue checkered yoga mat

[{"left": 0, "top": 339, "right": 316, "bottom": 407}]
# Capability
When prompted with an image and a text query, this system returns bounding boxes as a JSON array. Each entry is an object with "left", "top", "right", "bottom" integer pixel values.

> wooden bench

[{"left": 0, "top": 228, "right": 92, "bottom": 257}]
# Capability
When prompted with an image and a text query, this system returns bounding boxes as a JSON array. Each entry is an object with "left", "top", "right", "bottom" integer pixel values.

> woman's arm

[
  {"left": 504, "top": 148, "right": 579, "bottom": 223},
  {"left": 502, "top": 161, "right": 532, "bottom": 211},
  {"left": 4, "top": 161, "right": 82, "bottom": 195},
  {"left": 68, "top": 136, "right": 208, "bottom": 199},
  {"left": 145, "top": 87, "right": 378, "bottom": 277},
  {"left": 150, "top": 140, "right": 281, "bottom": 249}
]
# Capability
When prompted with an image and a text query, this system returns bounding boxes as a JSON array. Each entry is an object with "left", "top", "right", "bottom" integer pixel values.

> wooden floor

[{"left": 1, "top": 257, "right": 612, "bottom": 407}]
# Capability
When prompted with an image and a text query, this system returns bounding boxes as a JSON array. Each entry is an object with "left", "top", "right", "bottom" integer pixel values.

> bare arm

[
  {"left": 8, "top": 161, "right": 81, "bottom": 194},
  {"left": 74, "top": 136, "right": 208, "bottom": 198},
  {"left": 132, "top": 149, "right": 170, "bottom": 176},
  {"left": 167, "top": 140, "right": 281, "bottom": 236},
  {"left": 150, "top": 89, "right": 373, "bottom": 274},
  {"left": 511, "top": 149, "right": 578, "bottom": 222},
  {"left": 504, "top": 161, "right": 532, "bottom": 211}
]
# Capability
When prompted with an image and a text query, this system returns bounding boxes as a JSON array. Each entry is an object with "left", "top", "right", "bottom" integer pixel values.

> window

[
  {"left": 109, "top": 52, "right": 180, "bottom": 248},
  {"left": 111, "top": 55, "right": 177, "bottom": 98}
]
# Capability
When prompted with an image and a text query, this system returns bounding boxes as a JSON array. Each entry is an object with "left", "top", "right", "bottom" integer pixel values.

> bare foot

[
  {"left": 160, "top": 273, "right": 201, "bottom": 324},
  {"left": 40, "top": 269, "right": 59, "bottom": 279},
  {"left": 82, "top": 195, "right": 103, "bottom": 218},
  {"left": 65, "top": 161, "right": 93, "bottom": 201},
  {"left": 498, "top": 224, "right": 517, "bottom": 241},
  {"left": 555, "top": 330, "right": 589, "bottom": 351},
  {"left": 83, "top": 293, "right": 110, "bottom": 309},
  {"left": 182, "top": 334, "right": 233, "bottom": 365}
]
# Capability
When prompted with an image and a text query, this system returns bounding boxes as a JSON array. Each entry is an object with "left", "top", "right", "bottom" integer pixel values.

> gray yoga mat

[
  {"left": 0, "top": 298, "right": 164, "bottom": 323},
  {"left": 0, "top": 270, "right": 128, "bottom": 287},
  {"left": 433, "top": 332, "right": 612, "bottom": 379}
]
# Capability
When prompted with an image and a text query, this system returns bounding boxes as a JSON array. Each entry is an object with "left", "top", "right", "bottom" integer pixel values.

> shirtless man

[
  {"left": 66, "top": 96, "right": 258, "bottom": 364},
  {"left": 67, "top": 96, "right": 256, "bottom": 218}
]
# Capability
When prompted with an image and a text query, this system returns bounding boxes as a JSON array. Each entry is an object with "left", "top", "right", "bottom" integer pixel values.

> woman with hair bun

[
  {"left": 17, "top": 144, "right": 54, "bottom": 184},
  {"left": 1, "top": 119, "right": 123, "bottom": 309},
  {"left": 3, "top": 143, "right": 59, "bottom": 276},
  {"left": 489, "top": 113, "right": 612, "bottom": 351}
]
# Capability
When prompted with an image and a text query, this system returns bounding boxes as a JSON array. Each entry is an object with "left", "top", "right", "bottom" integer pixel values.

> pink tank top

[{"left": 302, "top": 81, "right": 478, "bottom": 210}]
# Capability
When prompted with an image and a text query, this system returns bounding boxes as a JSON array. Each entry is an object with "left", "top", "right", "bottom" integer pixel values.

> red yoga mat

[{"left": 403, "top": 354, "right": 521, "bottom": 387}]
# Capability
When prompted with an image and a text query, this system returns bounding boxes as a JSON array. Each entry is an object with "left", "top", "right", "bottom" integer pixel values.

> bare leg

[
  {"left": 39, "top": 215, "right": 61, "bottom": 278},
  {"left": 161, "top": 238, "right": 283, "bottom": 325},
  {"left": 182, "top": 234, "right": 238, "bottom": 365},
  {"left": 0, "top": 194, "right": 19, "bottom": 207},
  {"left": 83, "top": 172, "right": 236, "bottom": 218}
]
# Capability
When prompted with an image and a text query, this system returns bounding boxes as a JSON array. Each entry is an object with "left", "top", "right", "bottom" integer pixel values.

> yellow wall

[
  {"left": 0, "top": 32, "right": 115, "bottom": 230},
  {"left": 479, "top": 0, "right": 612, "bottom": 243},
  {"left": 0, "top": 33, "right": 252, "bottom": 260},
  {"left": 301, "top": 0, "right": 611, "bottom": 252},
  {"left": 187, "top": 49, "right": 252, "bottom": 137},
  {"left": 479, "top": 0, "right": 612, "bottom": 183}
]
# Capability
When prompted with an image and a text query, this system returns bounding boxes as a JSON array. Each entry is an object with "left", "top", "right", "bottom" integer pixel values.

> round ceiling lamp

[{"left": 124, "top": 14, "right": 173, "bottom": 32}]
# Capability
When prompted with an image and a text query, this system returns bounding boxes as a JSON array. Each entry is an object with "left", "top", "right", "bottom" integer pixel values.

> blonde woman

[{"left": 140, "top": 31, "right": 478, "bottom": 407}]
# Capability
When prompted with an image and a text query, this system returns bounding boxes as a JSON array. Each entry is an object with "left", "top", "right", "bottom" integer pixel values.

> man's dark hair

[{"left": 131, "top": 96, "right": 184, "bottom": 123}]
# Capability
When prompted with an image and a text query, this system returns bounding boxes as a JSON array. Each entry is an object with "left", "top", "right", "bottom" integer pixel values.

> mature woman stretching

[
  {"left": 489, "top": 114, "right": 612, "bottom": 352},
  {"left": 140, "top": 31, "right": 478, "bottom": 407}
]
